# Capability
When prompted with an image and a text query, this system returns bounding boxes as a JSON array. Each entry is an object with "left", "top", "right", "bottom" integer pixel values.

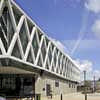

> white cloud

[
  {"left": 93, "top": 70, "right": 100, "bottom": 80},
  {"left": 49, "top": 37, "right": 70, "bottom": 54},
  {"left": 75, "top": 59, "right": 100, "bottom": 80},
  {"left": 75, "top": 59, "right": 93, "bottom": 72},
  {"left": 85, "top": 0, "right": 100, "bottom": 13},
  {"left": 74, "top": 59, "right": 98, "bottom": 81},
  {"left": 85, "top": 1, "right": 100, "bottom": 38},
  {"left": 74, "top": 59, "right": 93, "bottom": 81},
  {"left": 92, "top": 19, "right": 100, "bottom": 37}
]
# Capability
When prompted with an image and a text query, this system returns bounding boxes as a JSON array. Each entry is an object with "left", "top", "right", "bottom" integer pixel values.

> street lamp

[
  {"left": 93, "top": 76, "right": 96, "bottom": 93},
  {"left": 84, "top": 70, "right": 87, "bottom": 100}
]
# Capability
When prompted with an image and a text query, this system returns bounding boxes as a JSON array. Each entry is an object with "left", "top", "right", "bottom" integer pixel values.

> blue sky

[{"left": 15, "top": 0, "right": 100, "bottom": 80}]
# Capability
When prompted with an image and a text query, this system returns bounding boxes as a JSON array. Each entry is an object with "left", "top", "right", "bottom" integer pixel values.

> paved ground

[
  {"left": 64, "top": 93, "right": 100, "bottom": 100},
  {"left": 41, "top": 93, "right": 100, "bottom": 100},
  {"left": 1, "top": 93, "right": 100, "bottom": 100}
]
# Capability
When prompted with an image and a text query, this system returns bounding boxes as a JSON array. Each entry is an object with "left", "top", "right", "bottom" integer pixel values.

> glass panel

[
  {"left": 27, "top": 49, "right": 34, "bottom": 64},
  {"left": 56, "top": 68, "right": 58, "bottom": 73},
  {"left": 37, "top": 29, "right": 42, "bottom": 43},
  {"left": 63, "top": 58, "right": 66, "bottom": 76},
  {"left": 0, "top": 7, "right": 8, "bottom": 51},
  {"left": 37, "top": 55, "right": 42, "bottom": 67},
  {"left": 0, "top": 6, "right": 15, "bottom": 52},
  {"left": 7, "top": 9, "right": 14, "bottom": 47},
  {"left": 48, "top": 47, "right": 52, "bottom": 64},
  {"left": 41, "top": 40, "right": 46, "bottom": 61},
  {"left": 54, "top": 49, "right": 57, "bottom": 66},
  {"left": 46, "top": 84, "right": 52, "bottom": 96},
  {"left": 19, "top": 21, "right": 28, "bottom": 53},
  {"left": 45, "top": 38, "right": 49, "bottom": 47},
  {"left": 45, "top": 58, "right": 49, "bottom": 70},
  {"left": 0, "top": 59, "right": 9, "bottom": 66},
  {"left": 12, "top": 6, "right": 22, "bottom": 25},
  {"left": 58, "top": 52, "right": 61, "bottom": 69},
  {"left": 51, "top": 63, "right": 54, "bottom": 72},
  {"left": 12, "top": 41, "right": 21, "bottom": 59},
  {"left": 55, "top": 81, "right": 59, "bottom": 87},
  {"left": 0, "top": 75, "right": 16, "bottom": 96},
  {"left": 61, "top": 57, "right": 64, "bottom": 74},
  {"left": 32, "top": 33, "right": 39, "bottom": 58},
  {"left": 67, "top": 60, "right": 70, "bottom": 78},
  {"left": 27, "top": 19, "right": 34, "bottom": 34},
  {"left": 60, "top": 55, "right": 63, "bottom": 75},
  {"left": 0, "top": 7, "right": 7, "bottom": 36}
]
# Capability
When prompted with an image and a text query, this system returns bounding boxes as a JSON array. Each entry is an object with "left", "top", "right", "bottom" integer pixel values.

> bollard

[
  {"left": 61, "top": 94, "right": 63, "bottom": 100},
  {"left": 85, "top": 94, "right": 87, "bottom": 100}
]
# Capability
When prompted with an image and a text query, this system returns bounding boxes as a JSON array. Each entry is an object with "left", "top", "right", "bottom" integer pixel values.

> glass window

[
  {"left": 12, "top": 6, "right": 22, "bottom": 25},
  {"left": 37, "top": 56, "right": 42, "bottom": 67},
  {"left": 45, "top": 38, "right": 49, "bottom": 47},
  {"left": 45, "top": 58, "right": 49, "bottom": 70},
  {"left": 41, "top": 40, "right": 46, "bottom": 61},
  {"left": 46, "top": 84, "right": 52, "bottom": 96},
  {"left": 48, "top": 47, "right": 52, "bottom": 63},
  {"left": 32, "top": 33, "right": 39, "bottom": 58},
  {"left": 19, "top": 21, "right": 28, "bottom": 53},
  {"left": 0, "top": 7, "right": 8, "bottom": 51},
  {"left": 37, "top": 29, "right": 42, "bottom": 43},
  {"left": 27, "top": 49, "right": 34, "bottom": 64},
  {"left": 27, "top": 19, "right": 34, "bottom": 34},
  {"left": 12, "top": 41, "right": 21, "bottom": 59},
  {"left": 54, "top": 49, "right": 57, "bottom": 66},
  {"left": 55, "top": 81, "right": 59, "bottom": 87}
]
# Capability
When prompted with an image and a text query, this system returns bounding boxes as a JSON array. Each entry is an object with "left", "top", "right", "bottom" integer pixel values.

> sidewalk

[
  {"left": 41, "top": 93, "right": 100, "bottom": 100},
  {"left": 64, "top": 93, "right": 100, "bottom": 100}
]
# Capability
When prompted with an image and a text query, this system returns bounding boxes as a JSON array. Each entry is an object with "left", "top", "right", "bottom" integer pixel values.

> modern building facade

[{"left": 0, "top": 0, "right": 80, "bottom": 99}]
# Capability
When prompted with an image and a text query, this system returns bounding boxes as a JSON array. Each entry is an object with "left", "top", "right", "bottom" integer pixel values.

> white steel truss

[{"left": 0, "top": 0, "right": 80, "bottom": 82}]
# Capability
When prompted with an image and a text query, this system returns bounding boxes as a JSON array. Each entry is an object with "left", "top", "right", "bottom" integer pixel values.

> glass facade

[
  {"left": 27, "top": 49, "right": 34, "bottom": 64},
  {"left": 0, "top": 7, "right": 7, "bottom": 51},
  {"left": 12, "top": 41, "right": 22, "bottom": 59},
  {"left": 19, "top": 21, "right": 28, "bottom": 53},
  {"left": 0, "top": 0, "right": 80, "bottom": 86},
  {"left": 0, "top": 74, "right": 35, "bottom": 96},
  {"left": 32, "top": 33, "right": 39, "bottom": 58},
  {"left": 41, "top": 40, "right": 46, "bottom": 61}
]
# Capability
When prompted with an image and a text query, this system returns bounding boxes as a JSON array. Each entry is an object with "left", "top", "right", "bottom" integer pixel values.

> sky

[{"left": 15, "top": 0, "right": 100, "bottom": 80}]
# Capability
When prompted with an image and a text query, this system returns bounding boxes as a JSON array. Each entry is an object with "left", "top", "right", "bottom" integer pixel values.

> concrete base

[{"left": 35, "top": 72, "right": 78, "bottom": 99}]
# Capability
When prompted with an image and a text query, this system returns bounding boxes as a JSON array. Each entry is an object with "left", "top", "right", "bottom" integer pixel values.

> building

[
  {"left": 0, "top": 0, "right": 80, "bottom": 99},
  {"left": 78, "top": 80, "right": 100, "bottom": 93}
]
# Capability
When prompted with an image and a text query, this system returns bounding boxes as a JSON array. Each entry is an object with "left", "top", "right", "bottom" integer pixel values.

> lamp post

[
  {"left": 84, "top": 70, "right": 87, "bottom": 100},
  {"left": 93, "top": 76, "right": 96, "bottom": 93}
]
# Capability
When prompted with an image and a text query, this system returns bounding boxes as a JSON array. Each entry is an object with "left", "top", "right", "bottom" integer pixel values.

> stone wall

[{"left": 35, "top": 73, "right": 78, "bottom": 99}]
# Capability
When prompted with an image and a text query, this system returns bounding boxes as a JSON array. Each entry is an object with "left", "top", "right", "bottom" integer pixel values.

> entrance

[{"left": 0, "top": 74, "right": 35, "bottom": 97}]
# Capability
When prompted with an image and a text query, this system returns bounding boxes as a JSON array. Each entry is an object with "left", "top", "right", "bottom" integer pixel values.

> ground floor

[
  {"left": 0, "top": 73, "right": 78, "bottom": 100},
  {"left": 0, "top": 65, "right": 78, "bottom": 100}
]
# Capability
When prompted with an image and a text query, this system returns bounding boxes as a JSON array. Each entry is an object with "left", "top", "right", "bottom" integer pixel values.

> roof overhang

[{"left": 0, "top": 66, "right": 36, "bottom": 75}]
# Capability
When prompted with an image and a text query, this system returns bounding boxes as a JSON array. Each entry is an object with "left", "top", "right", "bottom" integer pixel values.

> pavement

[
  {"left": 41, "top": 93, "right": 100, "bottom": 100},
  {"left": 63, "top": 93, "right": 100, "bottom": 100},
  {"left": 1, "top": 93, "right": 100, "bottom": 100}
]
